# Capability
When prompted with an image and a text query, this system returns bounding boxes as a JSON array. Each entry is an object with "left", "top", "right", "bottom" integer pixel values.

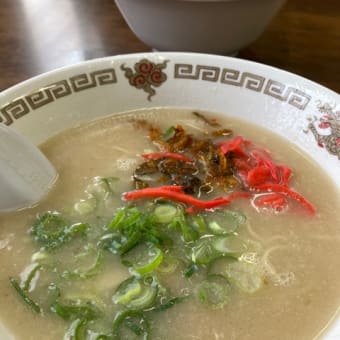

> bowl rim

[{"left": 1, "top": 52, "right": 339, "bottom": 99}]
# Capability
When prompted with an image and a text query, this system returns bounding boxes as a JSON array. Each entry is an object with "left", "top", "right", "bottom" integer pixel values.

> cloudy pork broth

[{"left": 0, "top": 108, "right": 340, "bottom": 340}]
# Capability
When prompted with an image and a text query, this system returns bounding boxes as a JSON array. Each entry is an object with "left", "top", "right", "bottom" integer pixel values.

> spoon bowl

[{"left": 0, "top": 124, "right": 57, "bottom": 212}]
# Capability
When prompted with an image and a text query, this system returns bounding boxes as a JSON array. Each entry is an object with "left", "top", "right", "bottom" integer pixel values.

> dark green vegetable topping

[
  {"left": 9, "top": 277, "right": 41, "bottom": 314},
  {"left": 31, "top": 212, "right": 88, "bottom": 250},
  {"left": 50, "top": 300, "right": 99, "bottom": 321},
  {"left": 10, "top": 176, "right": 259, "bottom": 339}
]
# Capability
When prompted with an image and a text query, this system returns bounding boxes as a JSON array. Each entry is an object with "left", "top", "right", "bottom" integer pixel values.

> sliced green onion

[
  {"left": 107, "top": 209, "right": 126, "bottom": 230},
  {"left": 135, "top": 248, "right": 163, "bottom": 275},
  {"left": 126, "top": 283, "right": 158, "bottom": 310},
  {"left": 65, "top": 222, "right": 89, "bottom": 235},
  {"left": 208, "top": 221, "right": 225, "bottom": 235},
  {"left": 196, "top": 275, "right": 229, "bottom": 308},
  {"left": 85, "top": 176, "right": 117, "bottom": 198},
  {"left": 98, "top": 233, "right": 120, "bottom": 253},
  {"left": 157, "top": 255, "right": 179, "bottom": 274},
  {"left": 22, "top": 263, "right": 42, "bottom": 292},
  {"left": 190, "top": 214, "right": 208, "bottom": 235},
  {"left": 50, "top": 300, "right": 99, "bottom": 321},
  {"left": 112, "top": 310, "right": 150, "bottom": 340},
  {"left": 206, "top": 210, "right": 246, "bottom": 235},
  {"left": 101, "top": 177, "right": 119, "bottom": 192},
  {"left": 191, "top": 237, "right": 219, "bottom": 264},
  {"left": 31, "top": 250, "right": 48, "bottom": 263},
  {"left": 112, "top": 277, "right": 143, "bottom": 305},
  {"left": 171, "top": 216, "right": 198, "bottom": 242},
  {"left": 105, "top": 205, "right": 171, "bottom": 252},
  {"left": 62, "top": 250, "right": 104, "bottom": 279},
  {"left": 100, "top": 230, "right": 143, "bottom": 256},
  {"left": 144, "top": 227, "right": 173, "bottom": 248},
  {"left": 91, "top": 335, "right": 111, "bottom": 340},
  {"left": 74, "top": 196, "right": 97, "bottom": 215},
  {"left": 153, "top": 204, "right": 178, "bottom": 224},
  {"left": 9, "top": 277, "right": 41, "bottom": 313},
  {"left": 226, "top": 261, "right": 264, "bottom": 294},
  {"left": 123, "top": 244, "right": 163, "bottom": 275},
  {"left": 74, "top": 176, "right": 119, "bottom": 216},
  {"left": 212, "top": 236, "right": 248, "bottom": 257},
  {"left": 112, "top": 276, "right": 158, "bottom": 311},
  {"left": 47, "top": 283, "right": 61, "bottom": 301},
  {"left": 152, "top": 296, "right": 187, "bottom": 312},
  {"left": 208, "top": 256, "right": 237, "bottom": 277},
  {"left": 64, "top": 318, "right": 87, "bottom": 340},
  {"left": 119, "top": 229, "right": 143, "bottom": 255},
  {"left": 122, "top": 207, "right": 142, "bottom": 227}
]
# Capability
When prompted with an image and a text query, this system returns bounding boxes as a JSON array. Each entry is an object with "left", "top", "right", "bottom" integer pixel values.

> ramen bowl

[
  {"left": 0, "top": 53, "right": 339, "bottom": 339},
  {"left": 114, "top": 0, "right": 286, "bottom": 55}
]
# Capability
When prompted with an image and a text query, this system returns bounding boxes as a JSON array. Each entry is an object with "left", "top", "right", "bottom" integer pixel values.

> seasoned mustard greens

[
  {"left": 30, "top": 211, "right": 89, "bottom": 250},
  {"left": 9, "top": 179, "right": 263, "bottom": 339}
]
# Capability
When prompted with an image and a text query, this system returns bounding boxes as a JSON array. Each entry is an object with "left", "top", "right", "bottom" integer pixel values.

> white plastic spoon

[{"left": 0, "top": 124, "right": 57, "bottom": 213}]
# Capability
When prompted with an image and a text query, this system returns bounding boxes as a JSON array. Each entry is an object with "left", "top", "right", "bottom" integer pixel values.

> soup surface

[{"left": 0, "top": 108, "right": 340, "bottom": 340}]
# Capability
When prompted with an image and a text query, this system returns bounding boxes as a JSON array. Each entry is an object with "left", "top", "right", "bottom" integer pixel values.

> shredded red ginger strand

[
  {"left": 123, "top": 186, "right": 251, "bottom": 210},
  {"left": 217, "top": 135, "right": 315, "bottom": 214},
  {"left": 127, "top": 120, "right": 315, "bottom": 215}
]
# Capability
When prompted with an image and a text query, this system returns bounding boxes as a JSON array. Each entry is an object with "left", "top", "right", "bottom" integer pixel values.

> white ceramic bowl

[
  {"left": 114, "top": 0, "right": 286, "bottom": 54},
  {"left": 0, "top": 52, "right": 339, "bottom": 339}
]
